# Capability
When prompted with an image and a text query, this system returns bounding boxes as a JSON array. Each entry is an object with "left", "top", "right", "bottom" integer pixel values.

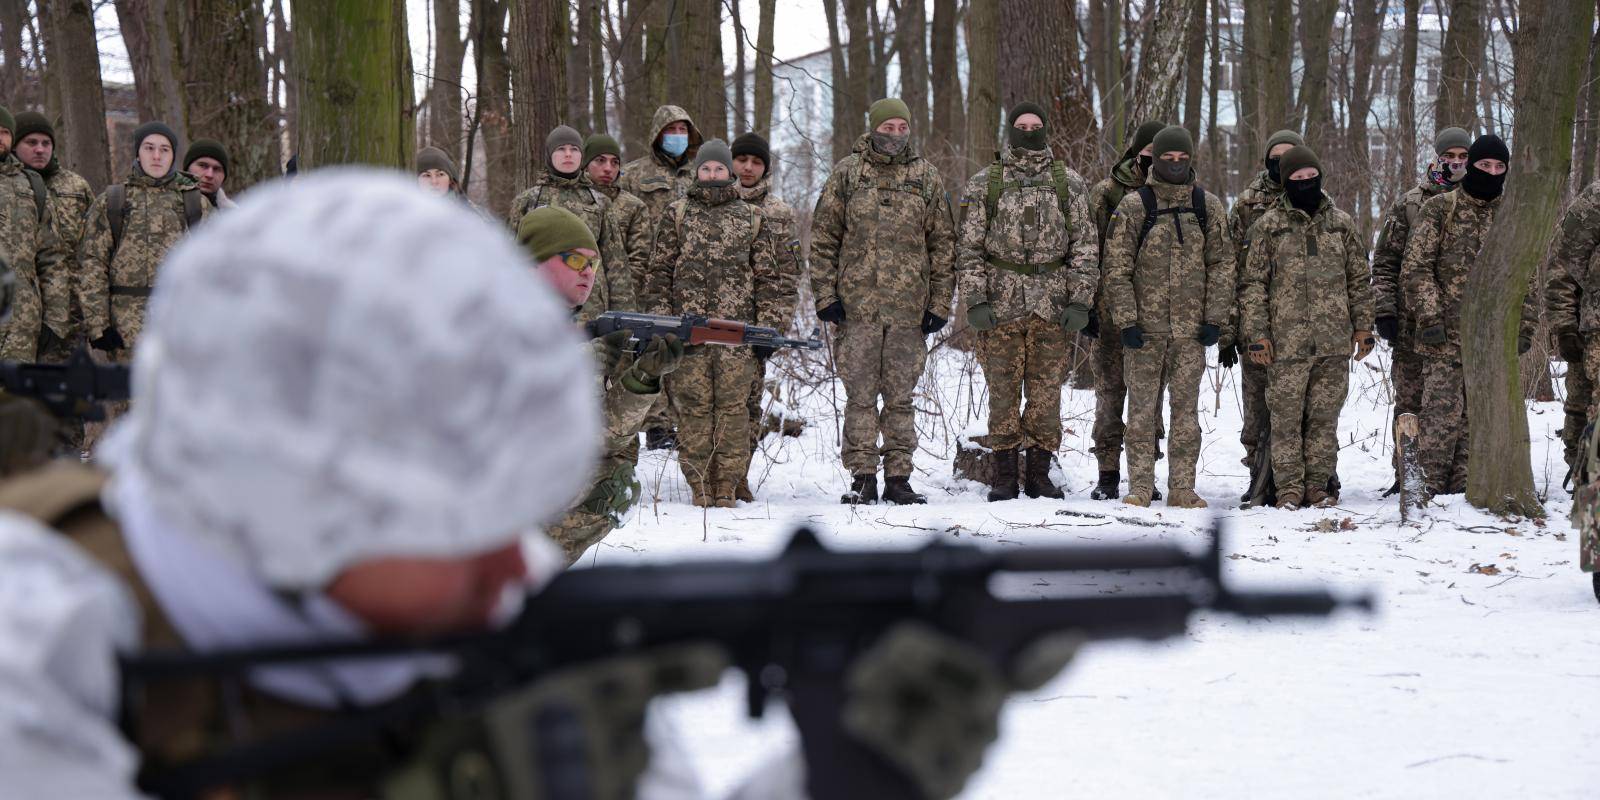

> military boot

[
  {"left": 1023, "top": 448, "right": 1065, "bottom": 499},
  {"left": 1090, "top": 469, "right": 1120, "bottom": 500},
  {"left": 735, "top": 478, "right": 755, "bottom": 503},
  {"left": 645, "top": 427, "right": 678, "bottom": 451},
  {"left": 1305, "top": 487, "right": 1335, "bottom": 508},
  {"left": 882, "top": 476, "right": 928, "bottom": 505},
  {"left": 842, "top": 474, "right": 878, "bottom": 505},
  {"left": 1122, "top": 487, "right": 1153, "bottom": 507},
  {"left": 1275, "top": 491, "right": 1303, "bottom": 511},
  {"left": 988, "top": 449, "right": 1020, "bottom": 502},
  {"left": 1166, "top": 489, "right": 1208, "bottom": 509}
]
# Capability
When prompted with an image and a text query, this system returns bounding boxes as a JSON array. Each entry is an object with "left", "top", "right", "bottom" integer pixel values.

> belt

[
  {"left": 110, "top": 286, "right": 152, "bottom": 297},
  {"left": 986, "top": 256, "right": 1063, "bottom": 276}
]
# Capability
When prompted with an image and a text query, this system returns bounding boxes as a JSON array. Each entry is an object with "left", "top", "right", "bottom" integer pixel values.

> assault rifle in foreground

[
  {"left": 121, "top": 523, "right": 1371, "bottom": 799},
  {"left": 586, "top": 310, "right": 823, "bottom": 353},
  {"left": 0, "top": 346, "right": 130, "bottom": 420}
]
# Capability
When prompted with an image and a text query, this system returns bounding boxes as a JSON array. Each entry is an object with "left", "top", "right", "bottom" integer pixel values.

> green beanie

[
  {"left": 1434, "top": 127, "right": 1472, "bottom": 155},
  {"left": 1264, "top": 129, "right": 1304, "bottom": 155},
  {"left": 517, "top": 205, "right": 598, "bottom": 262},
  {"left": 868, "top": 98, "right": 912, "bottom": 131},
  {"left": 0, "top": 106, "right": 13, "bottom": 135},
  {"left": 1007, "top": 101, "right": 1048, "bottom": 128},
  {"left": 415, "top": 146, "right": 459, "bottom": 184},
  {"left": 1278, "top": 145, "right": 1321, "bottom": 180},
  {"left": 1128, "top": 121, "right": 1166, "bottom": 156},
  {"left": 583, "top": 133, "right": 621, "bottom": 166},
  {"left": 183, "top": 138, "right": 231, "bottom": 176},
  {"left": 1152, "top": 125, "right": 1194, "bottom": 158},
  {"left": 694, "top": 138, "right": 734, "bottom": 175},
  {"left": 12, "top": 111, "right": 53, "bottom": 144},
  {"left": 545, "top": 125, "right": 583, "bottom": 159}
]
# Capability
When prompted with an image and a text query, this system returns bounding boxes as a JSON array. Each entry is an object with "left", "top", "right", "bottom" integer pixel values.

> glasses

[{"left": 556, "top": 250, "right": 597, "bottom": 272}]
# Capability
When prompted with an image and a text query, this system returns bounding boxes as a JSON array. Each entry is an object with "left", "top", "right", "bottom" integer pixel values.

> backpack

[
  {"left": 1133, "top": 184, "right": 1210, "bottom": 258},
  {"left": 105, "top": 182, "right": 204, "bottom": 260},
  {"left": 984, "top": 158, "right": 1073, "bottom": 224},
  {"left": 19, "top": 167, "right": 48, "bottom": 223}
]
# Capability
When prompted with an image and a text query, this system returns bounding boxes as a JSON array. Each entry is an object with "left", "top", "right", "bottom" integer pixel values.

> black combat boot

[
  {"left": 1090, "top": 469, "right": 1120, "bottom": 500},
  {"left": 988, "top": 449, "right": 1020, "bottom": 502},
  {"left": 841, "top": 474, "right": 878, "bottom": 505},
  {"left": 1023, "top": 448, "right": 1065, "bottom": 499},
  {"left": 645, "top": 427, "right": 678, "bottom": 451},
  {"left": 882, "top": 476, "right": 928, "bottom": 505}
]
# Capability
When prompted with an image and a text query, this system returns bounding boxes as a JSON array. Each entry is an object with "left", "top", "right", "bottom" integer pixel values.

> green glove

[
  {"left": 966, "top": 302, "right": 999, "bottom": 332},
  {"left": 593, "top": 329, "right": 633, "bottom": 376},
  {"left": 1059, "top": 303, "right": 1091, "bottom": 333},
  {"left": 621, "top": 334, "right": 684, "bottom": 393}
]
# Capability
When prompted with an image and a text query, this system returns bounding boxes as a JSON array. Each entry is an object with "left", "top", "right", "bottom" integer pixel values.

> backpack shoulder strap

[
  {"left": 1191, "top": 185, "right": 1209, "bottom": 239},
  {"left": 749, "top": 203, "right": 763, "bottom": 240},
  {"left": 1134, "top": 185, "right": 1159, "bottom": 256},
  {"left": 984, "top": 162, "right": 1004, "bottom": 220},
  {"left": 106, "top": 183, "right": 128, "bottom": 257},
  {"left": 23, "top": 168, "right": 48, "bottom": 222},
  {"left": 1051, "top": 161, "right": 1071, "bottom": 221},
  {"left": 182, "top": 188, "right": 203, "bottom": 229},
  {"left": 674, "top": 200, "right": 688, "bottom": 236}
]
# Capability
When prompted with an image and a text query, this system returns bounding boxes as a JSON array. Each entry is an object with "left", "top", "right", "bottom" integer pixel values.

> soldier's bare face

[
  {"left": 1288, "top": 166, "right": 1319, "bottom": 181},
  {"left": 1268, "top": 143, "right": 1295, "bottom": 160},
  {"left": 733, "top": 154, "right": 765, "bottom": 187},
  {"left": 325, "top": 541, "right": 530, "bottom": 636},
  {"left": 587, "top": 153, "right": 621, "bottom": 185},
  {"left": 697, "top": 161, "right": 731, "bottom": 182},
  {"left": 874, "top": 118, "right": 910, "bottom": 136},
  {"left": 189, "top": 156, "right": 225, "bottom": 194},
  {"left": 138, "top": 136, "right": 174, "bottom": 177},
  {"left": 418, "top": 168, "right": 452, "bottom": 195},
  {"left": 538, "top": 246, "right": 599, "bottom": 306},
  {"left": 1473, "top": 158, "right": 1508, "bottom": 175},
  {"left": 662, "top": 121, "right": 690, "bottom": 137},
  {"left": 551, "top": 144, "right": 583, "bottom": 174},
  {"left": 1440, "top": 147, "right": 1469, "bottom": 172},
  {"left": 15, "top": 132, "right": 50, "bottom": 170},
  {"left": 1013, "top": 113, "right": 1043, "bottom": 131},
  {"left": 0, "top": 127, "right": 13, "bottom": 158},
  {"left": 1159, "top": 151, "right": 1191, "bottom": 162}
]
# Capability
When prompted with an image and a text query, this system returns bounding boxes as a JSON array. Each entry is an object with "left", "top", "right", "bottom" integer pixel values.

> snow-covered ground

[{"left": 586, "top": 342, "right": 1600, "bottom": 798}]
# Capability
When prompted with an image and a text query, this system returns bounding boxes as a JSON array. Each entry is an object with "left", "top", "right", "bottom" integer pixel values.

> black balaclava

[
  {"left": 1006, "top": 102, "right": 1049, "bottom": 152},
  {"left": 1278, "top": 146, "right": 1323, "bottom": 215},
  {"left": 1460, "top": 134, "right": 1510, "bottom": 201}
]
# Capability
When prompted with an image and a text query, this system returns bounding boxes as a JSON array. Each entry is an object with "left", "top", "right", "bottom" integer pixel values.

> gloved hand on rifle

[
  {"left": 619, "top": 334, "right": 684, "bottom": 394},
  {"left": 91, "top": 328, "right": 126, "bottom": 353}
]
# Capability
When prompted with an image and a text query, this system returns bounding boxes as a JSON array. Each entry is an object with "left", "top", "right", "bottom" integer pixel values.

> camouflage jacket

[
  {"left": 511, "top": 172, "right": 636, "bottom": 313},
  {"left": 1239, "top": 194, "right": 1375, "bottom": 359},
  {"left": 617, "top": 105, "right": 702, "bottom": 234},
  {"left": 0, "top": 157, "right": 72, "bottom": 360},
  {"left": 571, "top": 329, "right": 657, "bottom": 525},
  {"left": 1224, "top": 171, "right": 1283, "bottom": 342},
  {"left": 644, "top": 183, "right": 784, "bottom": 328},
  {"left": 597, "top": 184, "right": 651, "bottom": 312},
  {"left": 1545, "top": 179, "right": 1600, "bottom": 335},
  {"left": 1101, "top": 171, "right": 1234, "bottom": 337},
  {"left": 77, "top": 169, "right": 211, "bottom": 347},
  {"left": 808, "top": 133, "right": 956, "bottom": 325},
  {"left": 1401, "top": 189, "right": 1536, "bottom": 351},
  {"left": 738, "top": 177, "right": 802, "bottom": 329},
  {"left": 956, "top": 147, "right": 1098, "bottom": 324},
  {"left": 43, "top": 166, "right": 94, "bottom": 249},
  {"left": 1371, "top": 176, "right": 1451, "bottom": 342},
  {"left": 1086, "top": 158, "right": 1144, "bottom": 317}
]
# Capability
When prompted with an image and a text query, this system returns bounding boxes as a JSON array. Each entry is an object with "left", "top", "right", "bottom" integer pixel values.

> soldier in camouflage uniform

[
  {"left": 731, "top": 131, "right": 801, "bottom": 502},
  {"left": 621, "top": 106, "right": 705, "bottom": 450},
  {"left": 1238, "top": 147, "right": 1375, "bottom": 510},
  {"left": 1371, "top": 126, "right": 1471, "bottom": 491},
  {"left": 1401, "top": 134, "right": 1533, "bottom": 496},
  {"left": 1543, "top": 178, "right": 1600, "bottom": 481},
  {"left": 10, "top": 111, "right": 92, "bottom": 367},
  {"left": 957, "top": 102, "right": 1098, "bottom": 501},
  {"left": 1226, "top": 129, "right": 1303, "bottom": 497},
  {"left": 0, "top": 106, "right": 72, "bottom": 364},
  {"left": 78, "top": 122, "right": 211, "bottom": 448},
  {"left": 586, "top": 134, "right": 652, "bottom": 314},
  {"left": 518, "top": 205, "right": 683, "bottom": 562},
  {"left": 182, "top": 139, "right": 236, "bottom": 209},
  {"left": 810, "top": 98, "right": 956, "bottom": 506},
  {"left": 643, "top": 140, "right": 785, "bottom": 508},
  {"left": 1102, "top": 126, "right": 1233, "bottom": 509},
  {"left": 1086, "top": 120, "right": 1166, "bottom": 501}
]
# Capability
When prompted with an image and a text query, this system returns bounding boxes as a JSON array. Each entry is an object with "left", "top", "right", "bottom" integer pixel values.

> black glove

[
  {"left": 1196, "top": 323, "right": 1221, "bottom": 347},
  {"left": 752, "top": 344, "right": 777, "bottom": 361},
  {"left": 1082, "top": 312, "right": 1100, "bottom": 340},
  {"left": 1120, "top": 325, "right": 1145, "bottom": 350},
  {"left": 1219, "top": 345, "right": 1238, "bottom": 369},
  {"left": 91, "top": 328, "right": 126, "bottom": 353},
  {"left": 921, "top": 311, "right": 948, "bottom": 335},
  {"left": 1517, "top": 334, "right": 1532, "bottom": 356},
  {"left": 1559, "top": 331, "right": 1585, "bottom": 363},
  {"left": 817, "top": 301, "right": 846, "bottom": 324},
  {"left": 1418, "top": 324, "right": 1447, "bottom": 346},
  {"left": 1375, "top": 315, "right": 1399, "bottom": 343}
]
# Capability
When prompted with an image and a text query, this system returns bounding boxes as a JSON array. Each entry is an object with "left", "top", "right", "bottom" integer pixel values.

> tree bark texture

[
  {"left": 964, "top": 0, "right": 999, "bottom": 175},
  {"left": 42, "top": 0, "right": 112, "bottom": 189},
  {"left": 844, "top": 0, "right": 872, "bottom": 142},
  {"left": 509, "top": 0, "right": 568, "bottom": 186},
  {"left": 1295, "top": 0, "right": 1337, "bottom": 152},
  {"left": 116, "top": 0, "right": 188, "bottom": 130},
  {"left": 291, "top": 0, "right": 410, "bottom": 169},
  {"left": 730, "top": 0, "right": 746, "bottom": 134},
  {"left": 1578, "top": 0, "right": 1600, "bottom": 187},
  {"left": 1088, "top": 0, "right": 1126, "bottom": 160},
  {"left": 0, "top": 0, "right": 26, "bottom": 107},
  {"left": 183, "top": 0, "right": 279, "bottom": 191},
  {"left": 894, "top": 0, "right": 929, "bottom": 137},
  {"left": 1000, "top": 0, "right": 1098, "bottom": 166},
  {"left": 753, "top": 0, "right": 776, "bottom": 136},
  {"left": 1438, "top": 0, "right": 1484, "bottom": 130},
  {"left": 472, "top": 0, "right": 515, "bottom": 215},
  {"left": 1130, "top": 0, "right": 1202, "bottom": 128},
  {"left": 429, "top": 0, "right": 466, "bottom": 156},
  {"left": 928, "top": 0, "right": 964, "bottom": 193}
]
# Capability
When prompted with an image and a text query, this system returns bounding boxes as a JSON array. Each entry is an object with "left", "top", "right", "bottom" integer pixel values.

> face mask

[
  {"left": 1285, "top": 176, "right": 1322, "bottom": 214},
  {"left": 1460, "top": 164, "right": 1505, "bottom": 201},
  {"left": 871, "top": 131, "right": 909, "bottom": 156},
  {"left": 1446, "top": 162, "right": 1467, "bottom": 182},
  {"left": 660, "top": 133, "right": 689, "bottom": 157},
  {"left": 1266, "top": 157, "right": 1282, "bottom": 185},
  {"left": 697, "top": 176, "right": 735, "bottom": 189},
  {"left": 1153, "top": 159, "right": 1190, "bottom": 184},
  {"left": 1137, "top": 154, "right": 1153, "bottom": 175},
  {"left": 1008, "top": 126, "right": 1048, "bottom": 152}
]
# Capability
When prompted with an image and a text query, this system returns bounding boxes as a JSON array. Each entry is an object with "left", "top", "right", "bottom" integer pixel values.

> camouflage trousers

[
  {"left": 1418, "top": 352, "right": 1469, "bottom": 494},
  {"left": 1239, "top": 355, "right": 1268, "bottom": 465},
  {"left": 1388, "top": 341, "right": 1424, "bottom": 478},
  {"left": 837, "top": 322, "right": 927, "bottom": 478},
  {"left": 1124, "top": 336, "right": 1206, "bottom": 494},
  {"left": 1564, "top": 339, "right": 1599, "bottom": 474},
  {"left": 1091, "top": 309, "right": 1152, "bottom": 470},
  {"left": 666, "top": 346, "right": 757, "bottom": 501},
  {"left": 81, "top": 346, "right": 131, "bottom": 454},
  {"left": 546, "top": 508, "right": 612, "bottom": 566},
  {"left": 1266, "top": 356, "right": 1349, "bottom": 499},
  {"left": 736, "top": 357, "right": 770, "bottom": 495},
  {"left": 978, "top": 314, "right": 1070, "bottom": 452}
]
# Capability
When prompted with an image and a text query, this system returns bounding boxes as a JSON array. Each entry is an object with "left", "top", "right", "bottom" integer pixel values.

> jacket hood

[{"left": 651, "top": 105, "right": 704, "bottom": 162}]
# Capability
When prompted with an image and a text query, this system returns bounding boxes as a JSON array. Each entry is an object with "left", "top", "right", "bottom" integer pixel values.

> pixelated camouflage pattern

[
  {"left": 808, "top": 133, "right": 956, "bottom": 326},
  {"left": 1418, "top": 355, "right": 1468, "bottom": 494},
  {"left": 977, "top": 314, "right": 1072, "bottom": 451},
  {"left": 737, "top": 177, "right": 803, "bottom": 326},
  {"left": 837, "top": 322, "right": 927, "bottom": 477},
  {"left": 76, "top": 169, "right": 211, "bottom": 351},
  {"left": 1372, "top": 177, "right": 1451, "bottom": 343},
  {"left": 667, "top": 346, "right": 758, "bottom": 501},
  {"left": 0, "top": 158, "right": 72, "bottom": 360},
  {"left": 616, "top": 105, "right": 702, "bottom": 234},
  {"left": 1101, "top": 172, "right": 1234, "bottom": 337},
  {"left": 39, "top": 168, "right": 95, "bottom": 352},
  {"left": 1401, "top": 189, "right": 1536, "bottom": 351},
  {"left": 1087, "top": 160, "right": 1146, "bottom": 470},
  {"left": 1265, "top": 356, "right": 1349, "bottom": 499},
  {"left": 1123, "top": 336, "right": 1207, "bottom": 494},
  {"left": 1562, "top": 352, "right": 1591, "bottom": 473},
  {"left": 955, "top": 147, "right": 1098, "bottom": 326},
  {"left": 597, "top": 184, "right": 651, "bottom": 310},
  {"left": 1545, "top": 179, "right": 1600, "bottom": 336},
  {"left": 1225, "top": 171, "right": 1285, "bottom": 463},
  {"left": 1238, "top": 194, "right": 1374, "bottom": 359},
  {"left": 509, "top": 172, "right": 637, "bottom": 315}
]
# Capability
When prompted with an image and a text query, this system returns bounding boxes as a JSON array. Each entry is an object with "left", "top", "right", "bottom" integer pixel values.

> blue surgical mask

[{"left": 661, "top": 133, "right": 689, "bottom": 157}]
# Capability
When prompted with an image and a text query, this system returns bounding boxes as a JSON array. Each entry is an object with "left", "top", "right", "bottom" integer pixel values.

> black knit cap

[
  {"left": 184, "top": 138, "right": 231, "bottom": 175},
  {"left": 1468, "top": 133, "right": 1510, "bottom": 165},
  {"left": 1007, "top": 101, "right": 1048, "bottom": 128},
  {"left": 1123, "top": 120, "right": 1167, "bottom": 160},
  {"left": 12, "top": 111, "right": 54, "bottom": 144},
  {"left": 133, "top": 121, "right": 180, "bottom": 154},
  {"left": 730, "top": 131, "right": 771, "bottom": 172}
]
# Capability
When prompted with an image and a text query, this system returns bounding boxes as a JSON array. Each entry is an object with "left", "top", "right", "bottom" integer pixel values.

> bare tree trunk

[
  {"left": 41, "top": 0, "right": 111, "bottom": 189},
  {"left": 472, "top": 0, "right": 515, "bottom": 214},
  {"left": 1089, "top": 0, "right": 1126, "bottom": 159},
  {"left": 182, "top": 0, "right": 278, "bottom": 191},
  {"left": 844, "top": 0, "right": 872, "bottom": 137},
  {"left": 1343, "top": 0, "right": 1386, "bottom": 236},
  {"left": 752, "top": 0, "right": 776, "bottom": 136},
  {"left": 1205, "top": 0, "right": 1222, "bottom": 191},
  {"left": 964, "top": 0, "right": 999, "bottom": 174},
  {"left": 895, "top": 0, "right": 929, "bottom": 137},
  {"left": 292, "top": 0, "right": 410, "bottom": 169},
  {"left": 1462, "top": 0, "right": 1590, "bottom": 517},
  {"left": 730, "top": 0, "right": 747, "bottom": 134},
  {"left": 1130, "top": 0, "right": 1202, "bottom": 125},
  {"left": 683, "top": 0, "right": 726, "bottom": 140},
  {"left": 616, "top": 0, "right": 654, "bottom": 156},
  {"left": 428, "top": 0, "right": 466, "bottom": 156},
  {"left": 0, "top": 0, "right": 25, "bottom": 106},
  {"left": 1181, "top": 0, "right": 1206, "bottom": 143},
  {"left": 1398, "top": 0, "right": 1420, "bottom": 172},
  {"left": 509, "top": 0, "right": 567, "bottom": 186},
  {"left": 115, "top": 0, "right": 189, "bottom": 128},
  {"left": 823, "top": 0, "right": 851, "bottom": 161},
  {"left": 928, "top": 0, "right": 963, "bottom": 192},
  {"left": 867, "top": 1, "right": 889, "bottom": 104},
  {"left": 36, "top": 1, "right": 65, "bottom": 120},
  {"left": 1438, "top": 0, "right": 1484, "bottom": 129},
  {"left": 999, "top": 0, "right": 1098, "bottom": 166},
  {"left": 1296, "top": 0, "right": 1336, "bottom": 151},
  {"left": 273, "top": 0, "right": 297, "bottom": 155},
  {"left": 1578, "top": 0, "right": 1600, "bottom": 187}
]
